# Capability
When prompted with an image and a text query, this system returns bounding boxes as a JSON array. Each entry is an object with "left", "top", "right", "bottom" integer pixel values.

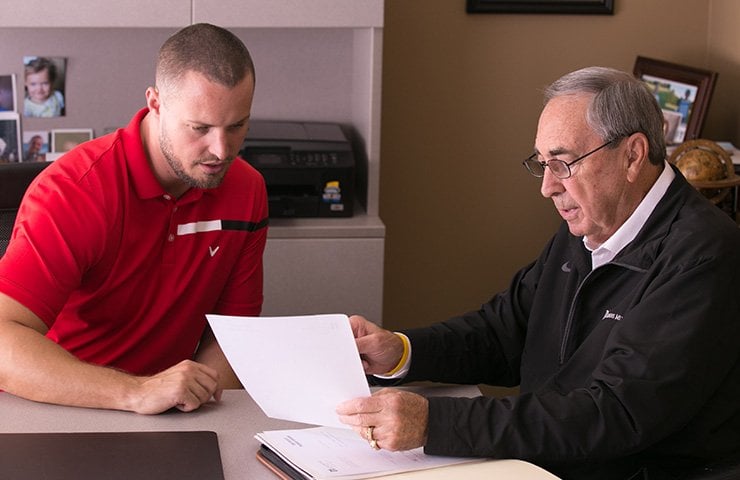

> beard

[{"left": 159, "top": 128, "right": 233, "bottom": 190}]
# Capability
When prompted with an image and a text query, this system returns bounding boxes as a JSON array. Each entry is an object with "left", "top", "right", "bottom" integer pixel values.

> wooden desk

[{"left": 0, "top": 389, "right": 558, "bottom": 479}]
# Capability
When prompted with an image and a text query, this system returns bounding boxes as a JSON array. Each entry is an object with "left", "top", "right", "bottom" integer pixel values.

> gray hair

[{"left": 544, "top": 66, "right": 666, "bottom": 165}]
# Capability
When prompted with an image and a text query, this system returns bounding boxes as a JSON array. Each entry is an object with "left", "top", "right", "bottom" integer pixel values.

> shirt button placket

[{"left": 163, "top": 194, "right": 176, "bottom": 265}]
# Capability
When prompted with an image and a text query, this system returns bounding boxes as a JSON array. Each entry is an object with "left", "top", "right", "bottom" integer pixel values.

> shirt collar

[
  {"left": 124, "top": 108, "right": 164, "bottom": 200},
  {"left": 586, "top": 160, "right": 675, "bottom": 269}
]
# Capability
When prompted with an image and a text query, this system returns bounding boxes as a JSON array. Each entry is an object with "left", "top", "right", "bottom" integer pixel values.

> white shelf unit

[
  {"left": 0, "top": 0, "right": 192, "bottom": 27},
  {"left": 0, "top": 0, "right": 386, "bottom": 322}
]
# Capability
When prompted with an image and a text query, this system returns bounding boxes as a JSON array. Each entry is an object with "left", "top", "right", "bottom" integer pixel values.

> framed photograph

[
  {"left": 23, "top": 56, "right": 67, "bottom": 118},
  {"left": 467, "top": 0, "right": 614, "bottom": 14},
  {"left": 0, "top": 74, "right": 17, "bottom": 112},
  {"left": 51, "top": 128, "right": 93, "bottom": 153},
  {"left": 0, "top": 112, "right": 22, "bottom": 163},
  {"left": 22, "top": 130, "right": 50, "bottom": 162},
  {"left": 633, "top": 56, "right": 718, "bottom": 145}
]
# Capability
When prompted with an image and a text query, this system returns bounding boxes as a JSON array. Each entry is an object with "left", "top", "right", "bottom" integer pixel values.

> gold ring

[{"left": 365, "top": 426, "right": 380, "bottom": 450}]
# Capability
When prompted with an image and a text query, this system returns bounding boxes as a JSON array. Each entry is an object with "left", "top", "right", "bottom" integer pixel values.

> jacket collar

[
  {"left": 610, "top": 165, "right": 695, "bottom": 270},
  {"left": 565, "top": 165, "right": 697, "bottom": 272}
]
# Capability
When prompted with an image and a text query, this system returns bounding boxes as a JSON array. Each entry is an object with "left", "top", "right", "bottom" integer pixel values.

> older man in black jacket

[{"left": 337, "top": 66, "right": 740, "bottom": 480}]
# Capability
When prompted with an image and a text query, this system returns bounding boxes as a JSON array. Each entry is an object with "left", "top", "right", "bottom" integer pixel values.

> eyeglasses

[{"left": 522, "top": 138, "right": 616, "bottom": 180}]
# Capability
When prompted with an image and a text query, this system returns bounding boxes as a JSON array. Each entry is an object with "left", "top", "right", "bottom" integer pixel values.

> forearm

[
  {"left": 0, "top": 320, "right": 141, "bottom": 411},
  {"left": 402, "top": 308, "right": 518, "bottom": 386},
  {"left": 194, "top": 326, "right": 241, "bottom": 389}
]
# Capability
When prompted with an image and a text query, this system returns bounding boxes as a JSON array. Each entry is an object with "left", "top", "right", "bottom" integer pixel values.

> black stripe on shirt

[{"left": 221, "top": 218, "right": 269, "bottom": 232}]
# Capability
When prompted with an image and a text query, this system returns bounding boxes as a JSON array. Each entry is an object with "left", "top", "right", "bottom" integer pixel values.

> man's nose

[
  {"left": 540, "top": 167, "right": 564, "bottom": 198},
  {"left": 208, "top": 130, "right": 229, "bottom": 160}
]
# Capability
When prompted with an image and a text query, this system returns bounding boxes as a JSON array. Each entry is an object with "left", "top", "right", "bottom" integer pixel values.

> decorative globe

[
  {"left": 675, "top": 148, "right": 727, "bottom": 183},
  {"left": 668, "top": 139, "right": 740, "bottom": 206}
]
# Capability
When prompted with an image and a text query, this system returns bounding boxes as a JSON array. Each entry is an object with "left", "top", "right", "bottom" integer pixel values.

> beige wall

[
  {"left": 706, "top": 0, "right": 740, "bottom": 141},
  {"left": 380, "top": 0, "right": 736, "bottom": 330}
]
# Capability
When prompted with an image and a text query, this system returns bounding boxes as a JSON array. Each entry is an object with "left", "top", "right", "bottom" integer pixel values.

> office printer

[{"left": 240, "top": 121, "right": 355, "bottom": 218}]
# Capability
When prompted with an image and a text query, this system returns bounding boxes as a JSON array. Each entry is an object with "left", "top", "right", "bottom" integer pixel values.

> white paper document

[
  {"left": 207, "top": 313, "right": 371, "bottom": 428},
  {"left": 256, "top": 427, "right": 486, "bottom": 480}
]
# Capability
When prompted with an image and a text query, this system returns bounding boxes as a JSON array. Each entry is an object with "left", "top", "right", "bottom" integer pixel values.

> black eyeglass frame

[{"left": 522, "top": 138, "right": 617, "bottom": 180}]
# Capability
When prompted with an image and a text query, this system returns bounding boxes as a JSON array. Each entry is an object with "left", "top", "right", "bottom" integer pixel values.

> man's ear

[
  {"left": 625, "top": 132, "right": 650, "bottom": 182},
  {"left": 145, "top": 86, "right": 161, "bottom": 115}
]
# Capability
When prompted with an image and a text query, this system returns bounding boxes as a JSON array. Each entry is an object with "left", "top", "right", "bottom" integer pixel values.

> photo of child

[{"left": 23, "top": 56, "right": 66, "bottom": 118}]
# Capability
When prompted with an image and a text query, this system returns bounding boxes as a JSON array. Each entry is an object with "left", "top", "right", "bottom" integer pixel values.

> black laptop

[{"left": 0, "top": 430, "right": 225, "bottom": 480}]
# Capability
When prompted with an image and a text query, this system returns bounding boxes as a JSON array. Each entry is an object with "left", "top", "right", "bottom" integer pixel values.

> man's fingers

[
  {"left": 213, "top": 388, "right": 223, "bottom": 402},
  {"left": 337, "top": 389, "right": 428, "bottom": 452},
  {"left": 133, "top": 360, "right": 221, "bottom": 414}
]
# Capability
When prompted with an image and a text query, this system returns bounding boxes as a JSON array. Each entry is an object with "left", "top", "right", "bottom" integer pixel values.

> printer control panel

[{"left": 290, "top": 152, "right": 341, "bottom": 167}]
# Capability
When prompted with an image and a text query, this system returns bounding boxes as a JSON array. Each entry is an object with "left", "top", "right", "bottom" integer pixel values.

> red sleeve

[{"left": 0, "top": 164, "right": 108, "bottom": 325}]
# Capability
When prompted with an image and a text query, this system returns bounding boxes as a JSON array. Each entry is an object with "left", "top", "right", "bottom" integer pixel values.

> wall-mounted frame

[
  {"left": 633, "top": 56, "right": 717, "bottom": 145},
  {"left": 0, "top": 112, "right": 22, "bottom": 163},
  {"left": 467, "top": 0, "right": 614, "bottom": 14},
  {"left": 51, "top": 128, "right": 93, "bottom": 153}
]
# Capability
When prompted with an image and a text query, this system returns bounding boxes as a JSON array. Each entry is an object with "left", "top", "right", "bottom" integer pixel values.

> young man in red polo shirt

[{"left": 0, "top": 23, "right": 268, "bottom": 414}]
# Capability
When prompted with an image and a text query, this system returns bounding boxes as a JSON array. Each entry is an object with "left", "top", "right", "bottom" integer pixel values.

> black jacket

[{"left": 401, "top": 170, "right": 740, "bottom": 479}]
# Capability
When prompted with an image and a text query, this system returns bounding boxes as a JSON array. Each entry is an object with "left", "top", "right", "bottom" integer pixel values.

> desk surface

[{"left": 0, "top": 388, "right": 558, "bottom": 479}]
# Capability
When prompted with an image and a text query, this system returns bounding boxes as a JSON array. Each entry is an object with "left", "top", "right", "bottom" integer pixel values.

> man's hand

[
  {"left": 336, "top": 388, "right": 429, "bottom": 452},
  {"left": 349, "top": 315, "right": 405, "bottom": 375},
  {"left": 128, "top": 360, "right": 221, "bottom": 414}
]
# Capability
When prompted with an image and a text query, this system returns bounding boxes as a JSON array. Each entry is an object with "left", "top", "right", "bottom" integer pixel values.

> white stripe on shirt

[{"left": 177, "top": 220, "right": 222, "bottom": 236}]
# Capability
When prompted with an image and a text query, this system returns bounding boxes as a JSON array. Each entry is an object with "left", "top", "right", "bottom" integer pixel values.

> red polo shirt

[{"left": 0, "top": 108, "right": 268, "bottom": 375}]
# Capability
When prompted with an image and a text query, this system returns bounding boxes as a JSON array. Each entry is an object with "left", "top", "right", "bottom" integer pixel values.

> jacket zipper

[
  {"left": 559, "top": 270, "right": 593, "bottom": 364},
  {"left": 558, "top": 261, "right": 646, "bottom": 364}
]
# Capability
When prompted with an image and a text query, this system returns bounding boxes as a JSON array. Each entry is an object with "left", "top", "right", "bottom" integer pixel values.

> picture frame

[
  {"left": 0, "top": 74, "right": 18, "bottom": 112},
  {"left": 467, "top": 0, "right": 614, "bottom": 14},
  {"left": 0, "top": 111, "right": 22, "bottom": 163},
  {"left": 633, "top": 56, "right": 718, "bottom": 145},
  {"left": 23, "top": 56, "right": 67, "bottom": 118},
  {"left": 22, "top": 130, "right": 50, "bottom": 162},
  {"left": 51, "top": 128, "right": 93, "bottom": 153}
]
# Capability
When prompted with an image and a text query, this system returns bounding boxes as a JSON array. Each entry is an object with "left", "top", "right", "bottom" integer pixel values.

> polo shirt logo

[{"left": 209, "top": 246, "right": 220, "bottom": 257}]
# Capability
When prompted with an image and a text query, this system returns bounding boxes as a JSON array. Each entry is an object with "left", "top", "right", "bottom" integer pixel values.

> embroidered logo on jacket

[{"left": 602, "top": 309, "right": 624, "bottom": 321}]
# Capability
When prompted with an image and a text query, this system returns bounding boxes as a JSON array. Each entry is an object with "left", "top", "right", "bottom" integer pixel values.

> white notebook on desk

[
  {"left": 256, "top": 426, "right": 485, "bottom": 480},
  {"left": 256, "top": 426, "right": 560, "bottom": 480},
  {"left": 254, "top": 384, "right": 559, "bottom": 480}
]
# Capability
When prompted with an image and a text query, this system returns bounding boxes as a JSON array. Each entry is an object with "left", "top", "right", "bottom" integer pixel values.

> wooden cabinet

[{"left": 0, "top": 0, "right": 386, "bottom": 322}]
